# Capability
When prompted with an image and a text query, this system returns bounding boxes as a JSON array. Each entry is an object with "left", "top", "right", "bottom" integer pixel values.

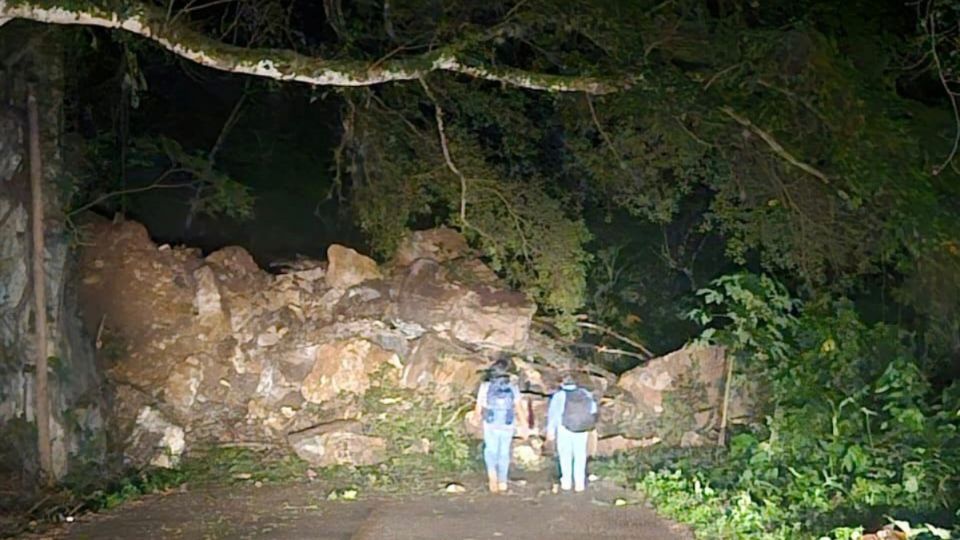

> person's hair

[{"left": 489, "top": 356, "right": 511, "bottom": 378}]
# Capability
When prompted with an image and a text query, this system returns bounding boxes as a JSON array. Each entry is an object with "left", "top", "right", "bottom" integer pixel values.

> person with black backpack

[
  {"left": 474, "top": 357, "right": 524, "bottom": 494},
  {"left": 545, "top": 373, "right": 598, "bottom": 493}
]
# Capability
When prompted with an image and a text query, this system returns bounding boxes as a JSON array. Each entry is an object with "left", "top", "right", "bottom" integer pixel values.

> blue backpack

[{"left": 484, "top": 377, "right": 515, "bottom": 426}]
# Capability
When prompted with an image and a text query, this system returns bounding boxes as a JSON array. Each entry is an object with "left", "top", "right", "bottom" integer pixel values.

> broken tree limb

[
  {"left": 27, "top": 84, "right": 53, "bottom": 485},
  {"left": 0, "top": 0, "right": 633, "bottom": 94},
  {"left": 569, "top": 343, "right": 650, "bottom": 362},
  {"left": 720, "top": 106, "right": 829, "bottom": 185},
  {"left": 575, "top": 321, "right": 655, "bottom": 358}
]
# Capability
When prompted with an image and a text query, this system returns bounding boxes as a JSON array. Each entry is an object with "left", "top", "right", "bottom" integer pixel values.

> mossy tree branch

[{"left": 0, "top": 0, "right": 633, "bottom": 93}]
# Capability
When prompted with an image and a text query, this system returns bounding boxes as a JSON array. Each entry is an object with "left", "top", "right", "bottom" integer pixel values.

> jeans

[
  {"left": 483, "top": 424, "right": 514, "bottom": 482},
  {"left": 556, "top": 425, "right": 589, "bottom": 490}
]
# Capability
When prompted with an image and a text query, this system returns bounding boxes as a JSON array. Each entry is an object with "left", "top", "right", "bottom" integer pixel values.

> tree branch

[
  {"left": 720, "top": 106, "right": 830, "bottom": 185},
  {"left": 67, "top": 167, "right": 194, "bottom": 217},
  {"left": 419, "top": 78, "right": 499, "bottom": 248},
  {"left": 0, "top": 0, "right": 633, "bottom": 94},
  {"left": 586, "top": 95, "right": 630, "bottom": 172},
  {"left": 419, "top": 78, "right": 467, "bottom": 224},
  {"left": 575, "top": 321, "right": 654, "bottom": 358},
  {"left": 925, "top": 4, "right": 960, "bottom": 175}
]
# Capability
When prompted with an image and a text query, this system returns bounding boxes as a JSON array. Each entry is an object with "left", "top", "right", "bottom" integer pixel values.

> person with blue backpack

[
  {"left": 545, "top": 373, "right": 598, "bottom": 493},
  {"left": 474, "top": 356, "right": 524, "bottom": 493}
]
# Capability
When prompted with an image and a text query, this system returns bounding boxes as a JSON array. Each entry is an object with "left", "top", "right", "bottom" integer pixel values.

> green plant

[{"left": 601, "top": 274, "right": 960, "bottom": 538}]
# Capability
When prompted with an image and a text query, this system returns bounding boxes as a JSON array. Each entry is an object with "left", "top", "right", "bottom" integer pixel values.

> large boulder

[
  {"left": 393, "top": 227, "right": 471, "bottom": 267},
  {"left": 396, "top": 259, "right": 536, "bottom": 349},
  {"left": 164, "top": 355, "right": 205, "bottom": 416},
  {"left": 125, "top": 407, "right": 185, "bottom": 469},
  {"left": 612, "top": 345, "right": 743, "bottom": 444},
  {"left": 400, "top": 333, "right": 485, "bottom": 402},
  {"left": 325, "top": 244, "right": 382, "bottom": 289},
  {"left": 300, "top": 338, "right": 401, "bottom": 404},
  {"left": 288, "top": 420, "right": 387, "bottom": 467}
]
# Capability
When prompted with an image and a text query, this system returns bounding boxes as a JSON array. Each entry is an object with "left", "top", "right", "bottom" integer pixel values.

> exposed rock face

[
  {"left": 325, "top": 244, "right": 382, "bottom": 289},
  {"left": 73, "top": 217, "right": 745, "bottom": 466},
  {"left": 0, "top": 30, "right": 103, "bottom": 482}
]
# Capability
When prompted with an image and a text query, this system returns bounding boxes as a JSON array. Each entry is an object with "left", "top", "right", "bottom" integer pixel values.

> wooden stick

[
  {"left": 28, "top": 84, "right": 53, "bottom": 485},
  {"left": 718, "top": 352, "right": 735, "bottom": 447}
]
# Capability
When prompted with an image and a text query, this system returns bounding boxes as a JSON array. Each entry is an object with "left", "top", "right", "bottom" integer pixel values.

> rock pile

[{"left": 77, "top": 218, "right": 749, "bottom": 469}]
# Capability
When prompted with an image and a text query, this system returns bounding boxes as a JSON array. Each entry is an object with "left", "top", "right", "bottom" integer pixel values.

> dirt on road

[{"left": 27, "top": 472, "right": 691, "bottom": 540}]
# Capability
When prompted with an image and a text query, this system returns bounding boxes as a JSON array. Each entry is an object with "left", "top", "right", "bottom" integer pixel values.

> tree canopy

[{"left": 3, "top": 0, "right": 959, "bottom": 359}]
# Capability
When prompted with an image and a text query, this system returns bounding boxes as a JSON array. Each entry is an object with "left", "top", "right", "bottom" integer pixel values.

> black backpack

[{"left": 561, "top": 387, "right": 597, "bottom": 432}]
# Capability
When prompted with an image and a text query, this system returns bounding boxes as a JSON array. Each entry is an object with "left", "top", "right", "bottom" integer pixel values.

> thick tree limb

[{"left": 0, "top": 0, "right": 632, "bottom": 94}]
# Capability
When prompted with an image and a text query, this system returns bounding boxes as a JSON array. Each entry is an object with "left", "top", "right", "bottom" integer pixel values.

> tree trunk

[{"left": 27, "top": 83, "right": 52, "bottom": 485}]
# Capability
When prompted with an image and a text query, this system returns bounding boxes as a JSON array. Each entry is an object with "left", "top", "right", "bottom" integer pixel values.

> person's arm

[
  {"left": 545, "top": 392, "right": 564, "bottom": 441},
  {"left": 512, "top": 384, "right": 528, "bottom": 438}
]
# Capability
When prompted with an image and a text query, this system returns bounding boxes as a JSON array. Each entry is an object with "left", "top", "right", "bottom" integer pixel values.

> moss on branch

[{"left": 1, "top": 0, "right": 634, "bottom": 93}]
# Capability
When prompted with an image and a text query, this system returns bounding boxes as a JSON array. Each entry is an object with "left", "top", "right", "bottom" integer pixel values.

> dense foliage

[{"left": 598, "top": 273, "right": 959, "bottom": 538}]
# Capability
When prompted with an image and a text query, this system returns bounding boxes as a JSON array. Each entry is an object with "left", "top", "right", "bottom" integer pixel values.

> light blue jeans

[
  {"left": 556, "top": 425, "right": 589, "bottom": 490},
  {"left": 483, "top": 424, "right": 514, "bottom": 482}
]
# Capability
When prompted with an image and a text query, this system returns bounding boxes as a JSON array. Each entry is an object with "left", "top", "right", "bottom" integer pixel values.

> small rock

[
  {"left": 254, "top": 480, "right": 263, "bottom": 488},
  {"left": 444, "top": 483, "right": 466, "bottom": 494}
]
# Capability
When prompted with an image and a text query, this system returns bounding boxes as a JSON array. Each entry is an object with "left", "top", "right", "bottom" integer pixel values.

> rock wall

[
  {"left": 0, "top": 23, "right": 104, "bottom": 484},
  {"left": 76, "top": 216, "right": 748, "bottom": 469}
]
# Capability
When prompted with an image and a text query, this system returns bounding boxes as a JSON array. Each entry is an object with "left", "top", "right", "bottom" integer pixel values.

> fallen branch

[
  {"left": 575, "top": 321, "right": 655, "bottom": 358},
  {"left": 570, "top": 342, "right": 650, "bottom": 362},
  {"left": 0, "top": 0, "right": 632, "bottom": 94},
  {"left": 720, "top": 106, "right": 829, "bottom": 185}
]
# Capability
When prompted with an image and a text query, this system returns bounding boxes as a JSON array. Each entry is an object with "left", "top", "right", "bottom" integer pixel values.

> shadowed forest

[{"left": 0, "top": 0, "right": 958, "bottom": 538}]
